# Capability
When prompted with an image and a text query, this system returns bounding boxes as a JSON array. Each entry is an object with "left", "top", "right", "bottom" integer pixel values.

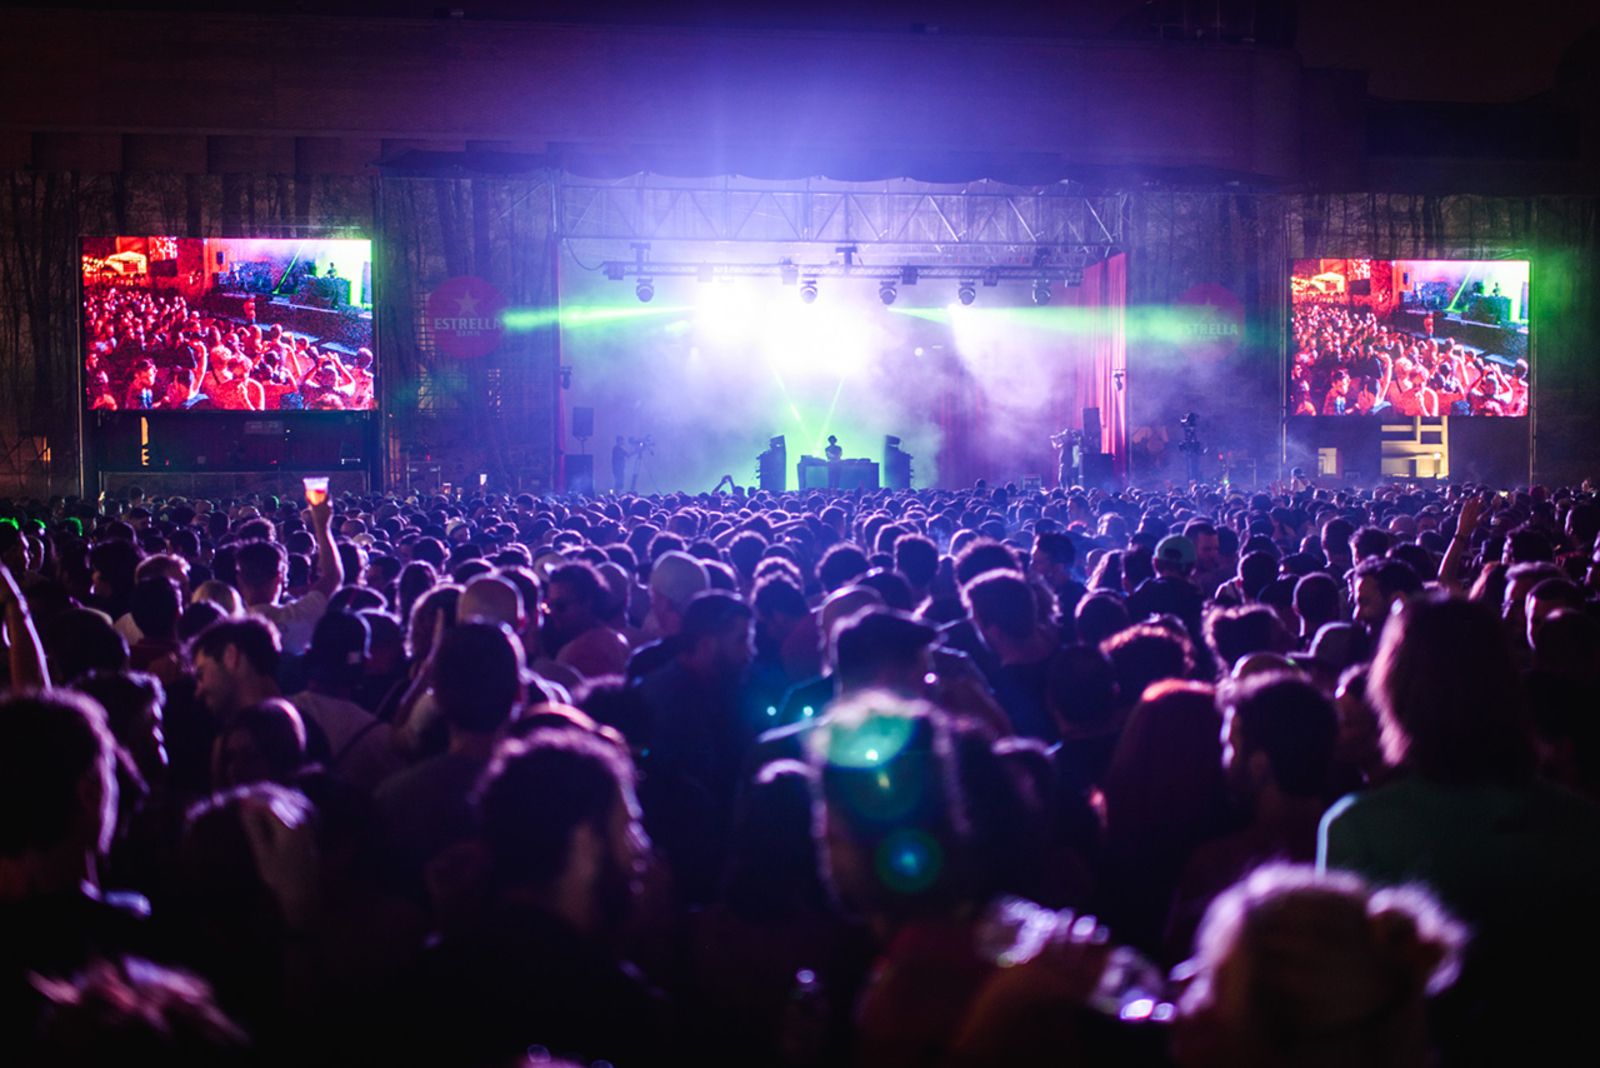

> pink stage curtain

[
  {"left": 1096, "top": 254, "right": 1129, "bottom": 477},
  {"left": 936, "top": 253, "right": 1126, "bottom": 489},
  {"left": 1054, "top": 253, "right": 1127, "bottom": 485}
]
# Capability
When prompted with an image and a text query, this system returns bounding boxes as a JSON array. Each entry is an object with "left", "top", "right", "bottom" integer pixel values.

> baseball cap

[
  {"left": 306, "top": 611, "right": 370, "bottom": 685},
  {"left": 1154, "top": 534, "right": 1197, "bottom": 570},
  {"left": 648, "top": 550, "right": 710, "bottom": 611},
  {"left": 530, "top": 548, "right": 567, "bottom": 582}
]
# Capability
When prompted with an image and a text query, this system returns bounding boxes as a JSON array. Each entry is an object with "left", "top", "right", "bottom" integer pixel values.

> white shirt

[{"left": 252, "top": 588, "right": 329, "bottom": 656}]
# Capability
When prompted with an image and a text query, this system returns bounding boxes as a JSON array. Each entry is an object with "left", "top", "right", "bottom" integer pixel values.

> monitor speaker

[
  {"left": 571, "top": 406, "right": 594, "bottom": 440},
  {"left": 1082, "top": 408, "right": 1103, "bottom": 453},
  {"left": 566, "top": 454, "right": 594, "bottom": 495}
]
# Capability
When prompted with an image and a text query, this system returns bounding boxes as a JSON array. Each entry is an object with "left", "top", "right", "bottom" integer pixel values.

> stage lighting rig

[
  {"left": 1064, "top": 265, "right": 1085, "bottom": 287},
  {"left": 957, "top": 280, "right": 977, "bottom": 305},
  {"left": 878, "top": 281, "right": 898, "bottom": 306},
  {"left": 1032, "top": 279, "right": 1052, "bottom": 305},
  {"left": 799, "top": 277, "right": 819, "bottom": 304},
  {"left": 635, "top": 278, "right": 655, "bottom": 303}
]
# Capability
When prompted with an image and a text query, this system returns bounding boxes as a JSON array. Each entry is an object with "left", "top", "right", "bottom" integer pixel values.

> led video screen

[
  {"left": 82, "top": 237, "right": 375, "bottom": 412},
  {"left": 1289, "top": 258, "right": 1529, "bottom": 417}
]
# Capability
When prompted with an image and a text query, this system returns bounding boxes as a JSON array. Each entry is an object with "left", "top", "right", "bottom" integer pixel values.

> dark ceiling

[{"left": 14, "top": 0, "right": 1600, "bottom": 104}]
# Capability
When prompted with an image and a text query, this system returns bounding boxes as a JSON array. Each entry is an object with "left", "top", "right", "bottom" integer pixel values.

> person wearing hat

[
  {"left": 288, "top": 610, "right": 401, "bottom": 791},
  {"left": 625, "top": 550, "right": 710, "bottom": 682},
  {"left": 1127, "top": 534, "right": 1206, "bottom": 645}
]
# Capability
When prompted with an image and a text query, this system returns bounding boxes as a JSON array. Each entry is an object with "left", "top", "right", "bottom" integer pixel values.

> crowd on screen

[
  {"left": 3, "top": 475, "right": 1598, "bottom": 1067},
  {"left": 1290, "top": 303, "right": 1528, "bottom": 418},
  {"left": 83, "top": 286, "right": 374, "bottom": 413}
]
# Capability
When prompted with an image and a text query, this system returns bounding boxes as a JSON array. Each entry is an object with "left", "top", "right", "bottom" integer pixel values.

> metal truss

[{"left": 556, "top": 176, "right": 1128, "bottom": 269}]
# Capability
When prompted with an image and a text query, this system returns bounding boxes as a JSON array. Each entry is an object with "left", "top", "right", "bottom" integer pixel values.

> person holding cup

[{"left": 233, "top": 484, "right": 342, "bottom": 656}]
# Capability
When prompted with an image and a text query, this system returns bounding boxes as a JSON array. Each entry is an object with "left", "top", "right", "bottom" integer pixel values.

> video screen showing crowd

[
  {"left": 81, "top": 237, "right": 376, "bottom": 413},
  {"left": 1289, "top": 258, "right": 1530, "bottom": 418}
]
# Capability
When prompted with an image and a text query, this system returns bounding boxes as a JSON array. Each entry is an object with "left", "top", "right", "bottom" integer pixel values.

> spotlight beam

[
  {"left": 765, "top": 366, "right": 816, "bottom": 445},
  {"left": 814, "top": 377, "right": 847, "bottom": 454}
]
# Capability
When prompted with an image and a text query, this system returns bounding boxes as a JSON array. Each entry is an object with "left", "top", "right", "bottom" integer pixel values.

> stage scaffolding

[{"left": 555, "top": 175, "right": 1129, "bottom": 272}]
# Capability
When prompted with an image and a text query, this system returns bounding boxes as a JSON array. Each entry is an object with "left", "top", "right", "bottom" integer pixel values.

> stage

[{"left": 554, "top": 244, "right": 1128, "bottom": 494}]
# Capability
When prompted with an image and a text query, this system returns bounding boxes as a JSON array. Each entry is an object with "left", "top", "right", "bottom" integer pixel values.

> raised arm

[
  {"left": 328, "top": 353, "right": 355, "bottom": 386},
  {"left": 0, "top": 561, "right": 49, "bottom": 690},
  {"left": 1437, "top": 494, "right": 1483, "bottom": 592},
  {"left": 308, "top": 497, "right": 344, "bottom": 598}
]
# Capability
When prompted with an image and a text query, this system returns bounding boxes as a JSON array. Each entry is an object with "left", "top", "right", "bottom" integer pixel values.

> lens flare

[{"left": 876, "top": 829, "right": 943, "bottom": 894}]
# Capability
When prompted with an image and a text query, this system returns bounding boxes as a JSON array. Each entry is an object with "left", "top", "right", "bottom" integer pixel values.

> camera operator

[{"left": 611, "top": 436, "right": 632, "bottom": 493}]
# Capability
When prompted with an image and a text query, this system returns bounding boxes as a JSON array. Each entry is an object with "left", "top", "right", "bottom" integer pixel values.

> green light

[
  {"left": 891, "top": 303, "right": 1230, "bottom": 344},
  {"left": 503, "top": 304, "right": 690, "bottom": 332},
  {"left": 825, "top": 714, "right": 915, "bottom": 770},
  {"left": 814, "top": 379, "right": 847, "bottom": 454}
]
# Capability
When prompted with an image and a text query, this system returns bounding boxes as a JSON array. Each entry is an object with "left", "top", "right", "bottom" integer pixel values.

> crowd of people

[
  {"left": 83, "top": 285, "right": 374, "bottom": 413},
  {"left": 2, "top": 474, "right": 1598, "bottom": 1066},
  {"left": 1290, "top": 303, "right": 1528, "bottom": 418}
]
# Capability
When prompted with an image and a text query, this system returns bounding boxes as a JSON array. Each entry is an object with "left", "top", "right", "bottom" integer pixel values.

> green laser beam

[
  {"left": 891, "top": 304, "right": 1230, "bottom": 344},
  {"left": 1445, "top": 271, "right": 1476, "bottom": 314},
  {"left": 502, "top": 304, "right": 690, "bottom": 332},
  {"left": 815, "top": 378, "right": 847, "bottom": 453}
]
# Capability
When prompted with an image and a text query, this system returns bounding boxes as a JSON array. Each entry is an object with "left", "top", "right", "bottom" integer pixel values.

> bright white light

[
  {"left": 695, "top": 279, "right": 760, "bottom": 345},
  {"left": 1121, "top": 998, "right": 1156, "bottom": 1022},
  {"left": 762, "top": 293, "right": 884, "bottom": 379},
  {"left": 913, "top": 347, "right": 925, "bottom": 357}
]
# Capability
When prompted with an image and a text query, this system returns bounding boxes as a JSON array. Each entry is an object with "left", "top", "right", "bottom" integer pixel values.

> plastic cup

[{"left": 303, "top": 476, "right": 330, "bottom": 506}]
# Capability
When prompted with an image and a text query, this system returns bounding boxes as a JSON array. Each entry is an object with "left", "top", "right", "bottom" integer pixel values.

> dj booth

[{"left": 798, "top": 455, "right": 879, "bottom": 490}]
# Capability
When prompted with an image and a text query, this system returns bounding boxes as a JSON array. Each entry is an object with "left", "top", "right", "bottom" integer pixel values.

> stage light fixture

[
  {"left": 957, "top": 280, "right": 977, "bottom": 305},
  {"left": 780, "top": 260, "right": 799, "bottom": 286},
  {"left": 900, "top": 266, "right": 920, "bottom": 286},
  {"left": 635, "top": 278, "right": 655, "bottom": 303},
  {"left": 982, "top": 267, "right": 1000, "bottom": 287},
  {"left": 697, "top": 264, "right": 715, "bottom": 283},
  {"left": 799, "top": 278, "right": 818, "bottom": 304},
  {"left": 1032, "top": 279, "right": 1052, "bottom": 305},
  {"left": 1064, "top": 266, "right": 1085, "bottom": 287},
  {"left": 879, "top": 281, "right": 898, "bottom": 306},
  {"left": 604, "top": 262, "right": 625, "bottom": 282}
]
